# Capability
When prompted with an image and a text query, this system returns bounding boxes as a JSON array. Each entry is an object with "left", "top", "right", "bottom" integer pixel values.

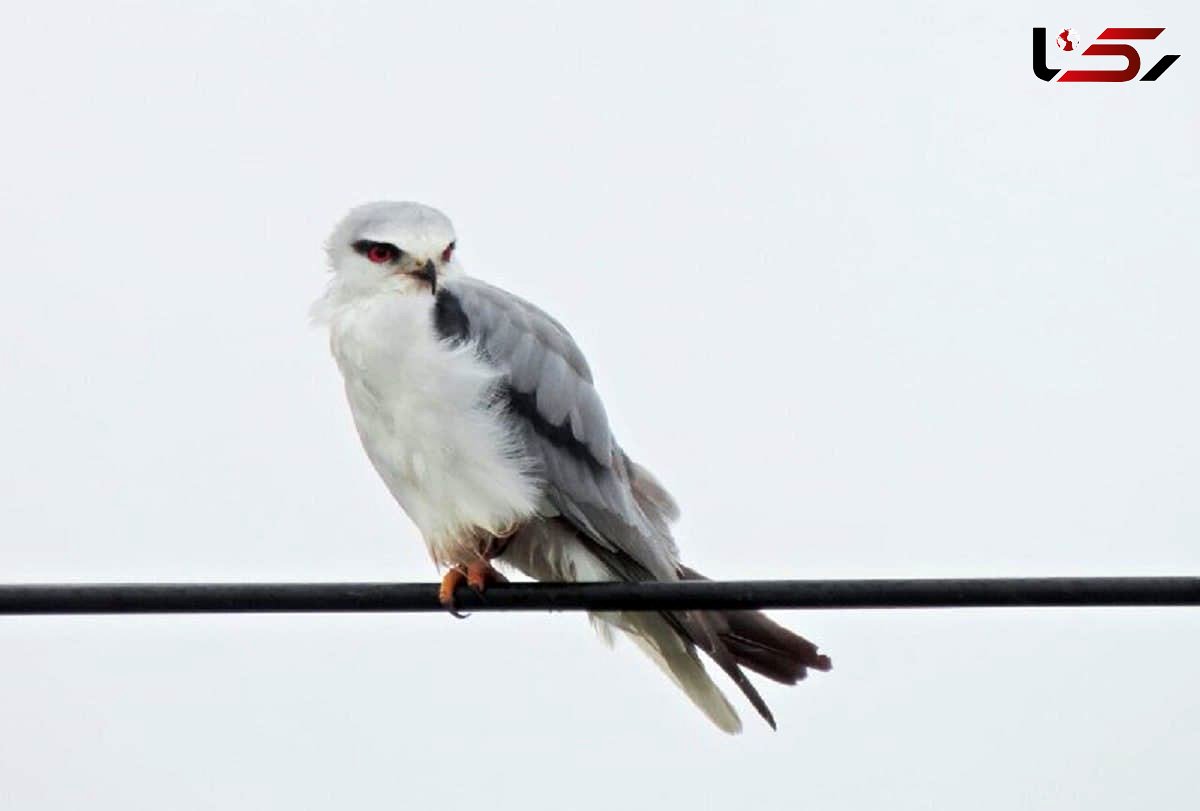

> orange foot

[
  {"left": 438, "top": 566, "right": 468, "bottom": 616},
  {"left": 438, "top": 561, "right": 508, "bottom": 616},
  {"left": 467, "top": 559, "right": 508, "bottom": 592}
]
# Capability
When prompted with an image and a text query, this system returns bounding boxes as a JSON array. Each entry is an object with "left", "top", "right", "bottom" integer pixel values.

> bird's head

[{"left": 324, "top": 201, "right": 459, "bottom": 298}]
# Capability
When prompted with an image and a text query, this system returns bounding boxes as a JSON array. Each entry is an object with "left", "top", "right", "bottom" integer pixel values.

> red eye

[
  {"left": 441, "top": 242, "right": 455, "bottom": 262},
  {"left": 367, "top": 244, "right": 394, "bottom": 263}
]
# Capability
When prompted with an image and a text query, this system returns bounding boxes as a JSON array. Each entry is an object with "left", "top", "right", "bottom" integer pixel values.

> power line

[{"left": 0, "top": 577, "right": 1197, "bottom": 615}]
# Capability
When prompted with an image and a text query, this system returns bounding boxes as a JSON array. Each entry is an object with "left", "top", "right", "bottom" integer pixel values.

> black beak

[{"left": 413, "top": 259, "right": 437, "bottom": 295}]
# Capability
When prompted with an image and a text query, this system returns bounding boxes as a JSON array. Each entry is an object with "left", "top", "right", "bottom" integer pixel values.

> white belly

[{"left": 325, "top": 292, "right": 541, "bottom": 566}]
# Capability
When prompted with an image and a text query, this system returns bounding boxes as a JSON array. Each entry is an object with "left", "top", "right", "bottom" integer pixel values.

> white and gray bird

[{"left": 313, "top": 201, "right": 830, "bottom": 732}]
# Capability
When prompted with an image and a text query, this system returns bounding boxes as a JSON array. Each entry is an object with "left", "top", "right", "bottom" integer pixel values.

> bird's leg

[{"left": 467, "top": 531, "right": 513, "bottom": 592}]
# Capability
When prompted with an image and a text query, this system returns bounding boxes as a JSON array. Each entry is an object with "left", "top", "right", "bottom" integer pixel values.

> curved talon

[{"left": 438, "top": 567, "right": 471, "bottom": 618}]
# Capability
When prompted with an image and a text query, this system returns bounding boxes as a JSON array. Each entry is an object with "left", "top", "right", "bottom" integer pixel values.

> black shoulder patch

[{"left": 433, "top": 289, "right": 470, "bottom": 344}]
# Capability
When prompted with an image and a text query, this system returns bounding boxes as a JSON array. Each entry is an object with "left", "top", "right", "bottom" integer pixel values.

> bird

[{"left": 312, "top": 201, "right": 831, "bottom": 733}]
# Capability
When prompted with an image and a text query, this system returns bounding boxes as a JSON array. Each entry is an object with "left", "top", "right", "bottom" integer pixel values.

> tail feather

[
  {"left": 719, "top": 610, "right": 833, "bottom": 683},
  {"left": 607, "top": 610, "right": 743, "bottom": 734},
  {"left": 626, "top": 464, "right": 833, "bottom": 725},
  {"left": 670, "top": 609, "right": 779, "bottom": 729},
  {"left": 502, "top": 519, "right": 830, "bottom": 733},
  {"left": 676, "top": 566, "right": 832, "bottom": 727},
  {"left": 596, "top": 566, "right": 833, "bottom": 733}
]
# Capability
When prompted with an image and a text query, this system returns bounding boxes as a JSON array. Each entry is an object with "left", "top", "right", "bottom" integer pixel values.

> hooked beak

[{"left": 412, "top": 259, "right": 437, "bottom": 295}]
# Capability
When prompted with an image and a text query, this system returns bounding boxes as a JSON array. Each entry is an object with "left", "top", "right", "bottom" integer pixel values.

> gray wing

[{"left": 436, "top": 275, "right": 681, "bottom": 581}]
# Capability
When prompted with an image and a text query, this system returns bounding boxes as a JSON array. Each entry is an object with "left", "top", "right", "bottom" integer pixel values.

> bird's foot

[
  {"left": 438, "top": 566, "right": 469, "bottom": 618},
  {"left": 467, "top": 558, "right": 508, "bottom": 592},
  {"left": 438, "top": 561, "right": 508, "bottom": 617}
]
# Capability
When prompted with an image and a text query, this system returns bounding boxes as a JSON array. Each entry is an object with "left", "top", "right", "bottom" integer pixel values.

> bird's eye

[
  {"left": 441, "top": 242, "right": 455, "bottom": 263},
  {"left": 354, "top": 241, "right": 401, "bottom": 264},
  {"left": 367, "top": 245, "right": 392, "bottom": 263}
]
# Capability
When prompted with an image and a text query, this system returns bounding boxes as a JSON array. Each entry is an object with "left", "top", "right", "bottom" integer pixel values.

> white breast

[{"left": 324, "top": 291, "right": 541, "bottom": 566}]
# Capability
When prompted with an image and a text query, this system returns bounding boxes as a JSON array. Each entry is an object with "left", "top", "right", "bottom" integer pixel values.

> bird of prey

[{"left": 313, "top": 201, "right": 831, "bottom": 732}]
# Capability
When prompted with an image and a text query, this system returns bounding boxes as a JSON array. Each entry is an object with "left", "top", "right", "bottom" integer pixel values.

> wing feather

[{"left": 438, "top": 276, "right": 678, "bottom": 580}]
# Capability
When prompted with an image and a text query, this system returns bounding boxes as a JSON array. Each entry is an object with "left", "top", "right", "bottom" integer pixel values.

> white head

[{"left": 324, "top": 201, "right": 460, "bottom": 299}]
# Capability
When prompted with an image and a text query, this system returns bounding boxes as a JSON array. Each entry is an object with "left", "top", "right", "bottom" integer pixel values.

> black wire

[{"left": 0, "top": 577, "right": 1197, "bottom": 615}]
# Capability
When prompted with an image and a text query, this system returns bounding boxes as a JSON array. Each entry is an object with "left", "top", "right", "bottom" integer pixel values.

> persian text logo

[{"left": 1032, "top": 27, "right": 1180, "bottom": 82}]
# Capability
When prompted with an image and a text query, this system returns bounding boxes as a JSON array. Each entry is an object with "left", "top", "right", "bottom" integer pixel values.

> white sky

[{"left": 1, "top": 2, "right": 1197, "bottom": 808}]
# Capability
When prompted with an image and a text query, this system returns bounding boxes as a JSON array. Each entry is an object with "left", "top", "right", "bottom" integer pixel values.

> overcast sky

[{"left": 1, "top": 2, "right": 1197, "bottom": 808}]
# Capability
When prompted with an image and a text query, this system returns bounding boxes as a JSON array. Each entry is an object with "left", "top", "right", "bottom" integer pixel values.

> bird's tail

[
  {"left": 678, "top": 565, "right": 833, "bottom": 688},
  {"left": 672, "top": 566, "right": 831, "bottom": 731},
  {"left": 602, "top": 609, "right": 744, "bottom": 734},
  {"left": 596, "top": 567, "right": 831, "bottom": 734},
  {"left": 621, "top": 460, "right": 832, "bottom": 726},
  {"left": 501, "top": 514, "right": 830, "bottom": 733}
]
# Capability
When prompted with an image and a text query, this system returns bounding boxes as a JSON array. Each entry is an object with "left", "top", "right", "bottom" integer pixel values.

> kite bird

[{"left": 313, "top": 201, "right": 831, "bottom": 732}]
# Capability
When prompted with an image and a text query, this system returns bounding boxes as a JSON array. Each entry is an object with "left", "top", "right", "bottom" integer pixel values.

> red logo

[{"left": 1033, "top": 27, "right": 1180, "bottom": 82}]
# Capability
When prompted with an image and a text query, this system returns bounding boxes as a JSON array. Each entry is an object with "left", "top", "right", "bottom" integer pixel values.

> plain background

[{"left": 1, "top": 2, "right": 1197, "bottom": 808}]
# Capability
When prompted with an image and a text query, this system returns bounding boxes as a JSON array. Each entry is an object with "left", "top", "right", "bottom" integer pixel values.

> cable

[{"left": 0, "top": 577, "right": 1197, "bottom": 615}]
